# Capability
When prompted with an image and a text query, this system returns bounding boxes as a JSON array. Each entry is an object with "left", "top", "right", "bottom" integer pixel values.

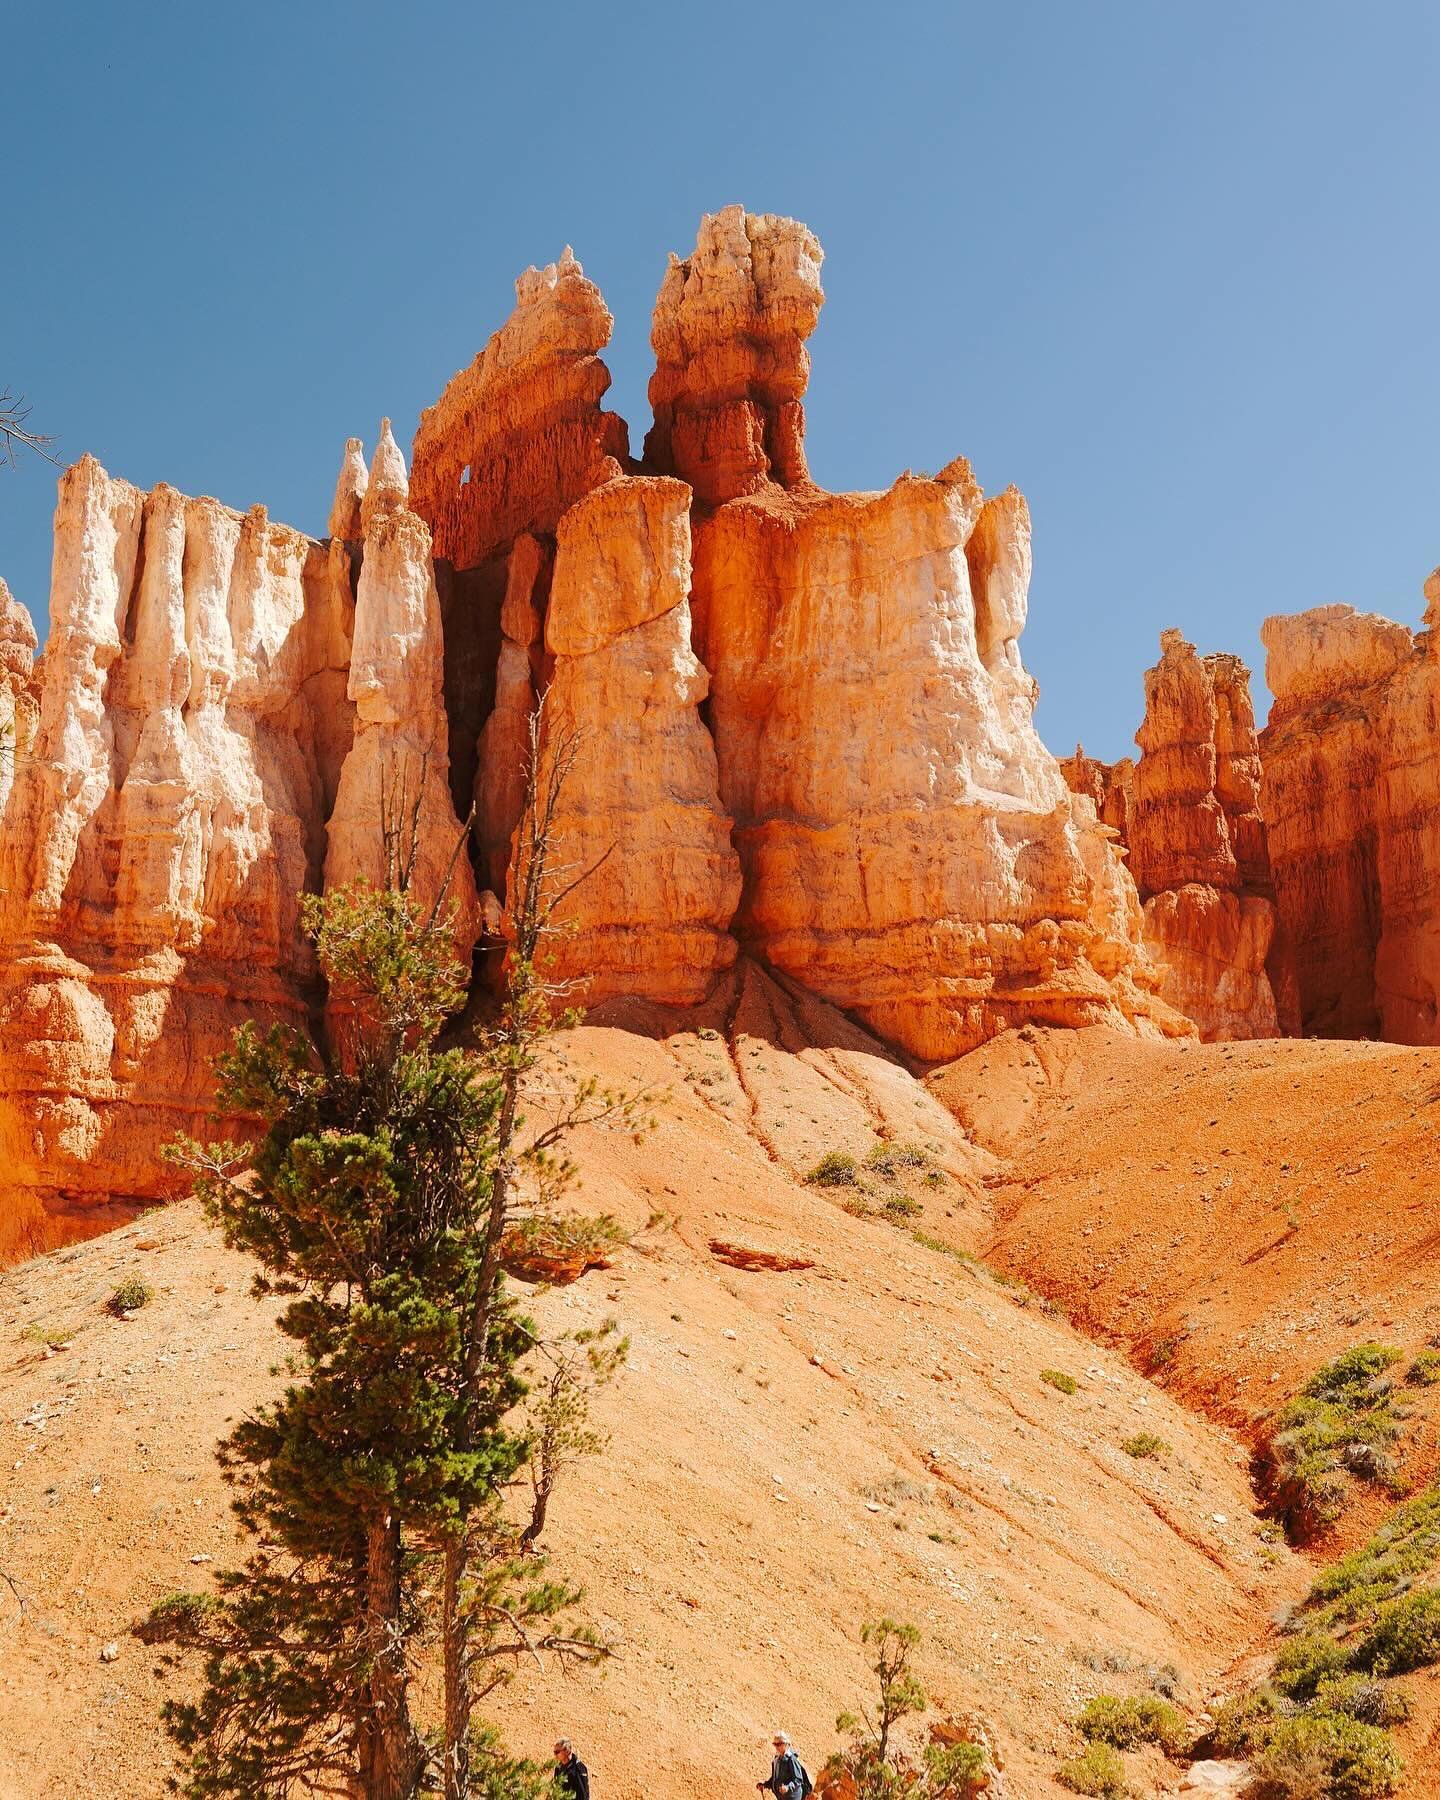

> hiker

[
  {"left": 757, "top": 1731, "right": 812, "bottom": 1798},
  {"left": 552, "top": 1739, "right": 591, "bottom": 1799}
]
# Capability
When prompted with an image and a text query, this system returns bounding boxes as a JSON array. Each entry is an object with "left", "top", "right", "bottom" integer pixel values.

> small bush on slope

[
  {"left": 1404, "top": 1349, "right": 1440, "bottom": 1387},
  {"left": 1210, "top": 1685, "right": 1291, "bottom": 1757},
  {"left": 1076, "top": 1693, "right": 1187, "bottom": 1757},
  {"left": 808, "top": 1150, "right": 860, "bottom": 1187},
  {"left": 1208, "top": 1482, "right": 1440, "bottom": 1793},
  {"left": 1121, "top": 1432, "right": 1167, "bottom": 1460},
  {"left": 1351, "top": 1588, "right": 1440, "bottom": 1676},
  {"left": 1055, "top": 1741, "right": 1127, "bottom": 1797},
  {"left": 106, "top": 1276, "right": 152, "bottom": 1315},
  {"left": 1266, "top": 1343, "right": 1407, "bottom": 1538},
  {"left": 823, "top": 1618, "right": 994, "bottom": 1799},
  {"left": 1246, "top": 1711, "right": 1401, "bottom": 1800}
]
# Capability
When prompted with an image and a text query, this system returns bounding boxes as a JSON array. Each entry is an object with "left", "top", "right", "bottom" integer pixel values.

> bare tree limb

[{"left": 0, "top": 390, "right": 57, "bottom": 469}]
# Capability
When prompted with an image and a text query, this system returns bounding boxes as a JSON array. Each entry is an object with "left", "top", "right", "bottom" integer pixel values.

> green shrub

[
  {"left": 864, "top": 1140, "right": 934, "bottom": 1179},
  {"left": 808, "top": 1150, "right": 860, "bottom": 1187},
  {"left": 19, "top": 1322, "right": 75, "bottom": 1348},
  {"left": 1307, "top": 1485, "right": 1440, "bottom": 1630},
  {"left": 1267, "top": 1344, "right": 1408, "bottom": 1538},
  {"left": 1352, "top": 1587, "right": 1440, "bottom": 1676},
  {"left": 107, "top": 1276, "right": 153, "bottom": 1316},
  {"left": 881, "top": 1193, "right": 921, "bottom": 1221},
  {"left": 1209, "top": 1685, "right": 1290, "bottom": 1756},
  {"left": 1405, "top": 1349, "right": 1440, "bottom": 1387},
  {"left": 1055, "top": 1741, "right": 1127, "bottom": 1798},
  {"left": 1041, "top": 1368, "right": 1079, "bottom": 1395},
  {"left": 1313, "top": 1676, "right": 1411, "bottom": 1728},
  {"left": 1304, "top": 1344, "right": 1403, "bottom": 1400},
  {"left": 1121, "top": 1432, "right": 1167, "bottom": 1460},
  {"left": 1246, "top": 1711, "right": 1401, "bottom": 1800},
  {"left": 1271, "top": 1631, "right": 1351, "bottom": 1701},
  {"left": 1076, "top": 1693, "right": 1187, "bottom": 1758}
]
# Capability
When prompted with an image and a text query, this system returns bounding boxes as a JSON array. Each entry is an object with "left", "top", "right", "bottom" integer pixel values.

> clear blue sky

[{"left": 5, "top": 1, "right": 1440, "bottom": 759}]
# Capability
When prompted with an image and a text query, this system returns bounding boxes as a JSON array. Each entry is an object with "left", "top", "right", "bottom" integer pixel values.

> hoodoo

[
  {"left": 0, "top": 206, "right": 1191, "bottom": 1249},
  {"left": 1061, "top": 633, "right": 1294, "bottom": 1041}
]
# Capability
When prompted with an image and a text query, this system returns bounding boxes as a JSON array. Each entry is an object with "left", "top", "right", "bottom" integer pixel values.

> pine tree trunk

[
  {"left": 442, "top": 1076, "right": 522, "bottom": 1789},
  {"left": 441, "top": 1538, "right": 470, "bottom": 1800},
  {"left": 364, "top": 1514, "right": 422, "bottom": 1800}
]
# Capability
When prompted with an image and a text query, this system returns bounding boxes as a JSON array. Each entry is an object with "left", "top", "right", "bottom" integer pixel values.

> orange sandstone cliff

[
  {"left": 0, "top": 456, "right": 356, "bottom": 1257},
  {"left": 0, "top": 206, "right": 1189, "bottom": 1251},
  {"left": 1260, "top": 586, "right": 1440, "bottom": 1043}
]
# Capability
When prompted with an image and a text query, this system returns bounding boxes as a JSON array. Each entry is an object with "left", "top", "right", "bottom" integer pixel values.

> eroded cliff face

[
  {"left": 637, "top": 210, "right": 1173, "bottom": 1060},
  {"left": 1061, "top": 633, "right": 1290, "bottom": 1043},
  {"left": 324, "top": 425, "right": 480, "bottom": 996},
  {"left": 1260, "top": 595, "right": 1440, "bottom": 1043},
  {"left": 0, "top": 456, "right": 356, "bottom": 1257},
  {"left": 537, "top": 477, "right": 741, "bottom": 1002},
  {"left": 1, "top": 205, "right": 1189, "bottom": 1248}
]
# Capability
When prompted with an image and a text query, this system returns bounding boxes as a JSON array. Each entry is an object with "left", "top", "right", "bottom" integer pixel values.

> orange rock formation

[
  {"left": 1062, "top": 632, "right": 1292, "bottom": 1042},
  {"left": 1260, "top": 590, "right": 1440, "bottom": 1042},
  {"left": 0, "top": 456, "right": 355, "bottom": 1253},
  {"left": 0, "top": 206, "right": 1192, "bottom": 1244}
]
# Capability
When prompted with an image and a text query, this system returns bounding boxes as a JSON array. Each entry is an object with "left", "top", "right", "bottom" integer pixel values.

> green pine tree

[{"left": 148, "top": 710, "right": 646, "bottom": 1798}]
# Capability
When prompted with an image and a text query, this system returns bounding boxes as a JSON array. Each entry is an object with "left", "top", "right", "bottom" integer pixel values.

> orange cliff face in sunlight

[
  {"left": 0, "top": 205, "right": 1189, "bottom": 1254},
  {"left": 0, "top": 455, "right": 356, "bottom": 1258},
  {"left": 652, "top": 209, "right": 1182, "bottom": 1061},
  {"left": 1260, "top": 588, "right": 1440, "bottom": 1044}
]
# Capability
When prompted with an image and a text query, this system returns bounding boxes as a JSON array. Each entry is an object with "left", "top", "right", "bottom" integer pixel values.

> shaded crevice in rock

[{"left": 435, "top": 556, "right": 505, "bottom": 830}]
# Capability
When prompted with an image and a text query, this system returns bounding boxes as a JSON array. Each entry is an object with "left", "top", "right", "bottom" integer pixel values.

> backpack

[{"left": 796, "top": 1761, "right": 813, "bottom": 1798}]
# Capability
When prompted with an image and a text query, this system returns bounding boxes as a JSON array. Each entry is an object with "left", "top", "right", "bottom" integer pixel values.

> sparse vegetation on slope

[
  {"left": 823, "top": 1618, "right": 995, "bottom": 1799},
  {"left": 1208, "top": 1481, "right": 1440, "bottom": 1796},
  {"left": 106, "top": 1276, "right": 153, "bottom": 1316},
  {"left": 1055, "top": 1741, "right": 1127, "bottom": 1797},
  {"left": 1265, "top": 1343, "right": 1408, "bottom": 1539},
  {"left": 1075, "top": 1693, "right": 1187, "bottom": 1756}
]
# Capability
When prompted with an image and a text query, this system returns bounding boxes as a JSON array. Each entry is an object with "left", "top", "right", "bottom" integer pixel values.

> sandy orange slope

[
  {"left": 0, "top": 969, "right": 1296, "bottom": 1799},
  {"left": 949, "top": 1029, "right": 1440, "bottom": 1439}
]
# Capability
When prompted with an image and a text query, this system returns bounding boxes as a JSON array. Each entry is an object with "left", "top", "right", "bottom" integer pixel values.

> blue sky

[{"left": 5, "top": 1, "right": 1439, "bottom": 759}]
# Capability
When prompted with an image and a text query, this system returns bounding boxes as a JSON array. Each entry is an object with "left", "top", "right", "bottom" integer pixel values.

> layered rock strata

[
  {"left": 652, "top": 211, "right": 1179, "bottom": 1060},
  {"left": 0, "top": 455, "right": 355, "bottom": 1250},
  {"left": 0, "top": 580, "right": 40, "bottom": 813},
  {"left": 410, "top": 248, "right": 629, "bottom": 570},
  {"left": 1261, "top": 594, "right": 1440, "bottom": 1043},
  {"left": 644, "top": 205, "right": 824, "bottom": 504},
  {"left": 1058, "top": 746, "right": 1133, "bottom": 838}
]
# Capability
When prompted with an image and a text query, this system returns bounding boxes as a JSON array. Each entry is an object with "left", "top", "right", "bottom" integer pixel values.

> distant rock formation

[
  {"left": 1061, "top": 632, "right": 1294, "bottom": 1042},
  {"left": 1058, "top": 745, "right": 1133, "bottom": 839},
  {"left": 1260, "top": 591, "right": 1440, "bottom": 1043},
  {"left": 0, "top": 206, "right": 1189, "bottom": 1248}
]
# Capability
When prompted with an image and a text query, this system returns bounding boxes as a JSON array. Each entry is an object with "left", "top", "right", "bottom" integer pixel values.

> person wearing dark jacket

[
  {"left": 553, "top": 1739, "right": 590, "bottom": 1799},
  {"left": 757, "top": 1732, "right": 808, "bottom": 1797}
]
